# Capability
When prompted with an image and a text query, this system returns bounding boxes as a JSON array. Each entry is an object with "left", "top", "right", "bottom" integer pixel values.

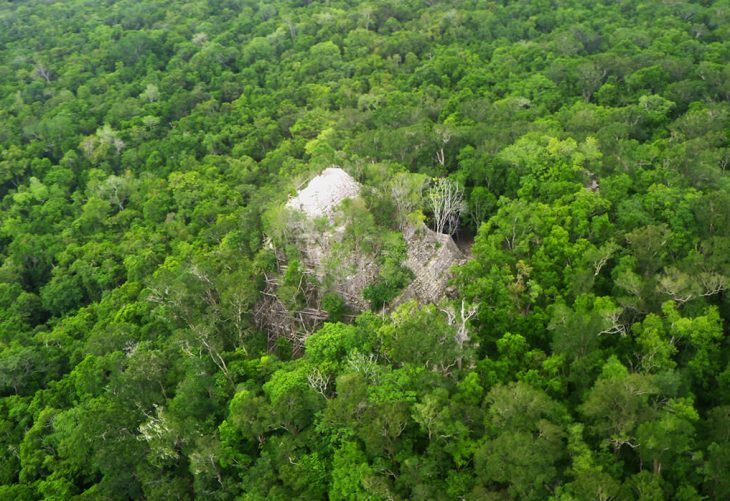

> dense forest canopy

[{"left": 1, "top": 0, "right": 730, "bottom": 498}]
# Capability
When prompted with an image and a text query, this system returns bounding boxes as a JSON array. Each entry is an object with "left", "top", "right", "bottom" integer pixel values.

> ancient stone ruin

[
  {"left": 256, "top": 166, "right": 467, "bottom": 351},
  {"left": 286, "top": 167, "right": 361, "bottom": 221},
  {"left": 395, "top": 222, "right": 466, "bottom": 306}
]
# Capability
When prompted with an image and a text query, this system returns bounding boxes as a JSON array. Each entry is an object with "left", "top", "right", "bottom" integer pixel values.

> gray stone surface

[
  {"left": 286, "top": 167, "right": 466, "bottom": 311},
  {"left": 286, "top": 167, "right": 361, "bottom": 221}
]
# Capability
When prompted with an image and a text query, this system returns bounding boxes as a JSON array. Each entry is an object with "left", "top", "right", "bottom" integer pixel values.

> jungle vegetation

[{"left": 1, "top": 0, "right": 730, "bottom": 499}]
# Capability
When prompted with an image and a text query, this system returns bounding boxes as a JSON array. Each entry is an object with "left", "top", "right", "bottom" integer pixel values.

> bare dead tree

[
  {"left": 224, "top": 288, "right": 252, "bottom": 352},
  {"left": 597, "top": 309, "right": 627, "bottom": 337},
  {"left": 699, "top": 272, "right": 728, "bottom": 297},
  {"left": 306, "top": 368, "right": 331, "bottom": 399},
  {"left": 591, "top": 241, "right": 618, "bottom": 277},
  {"left": 347, "top": 352, "right": 381, "bottom": 382},
  {"left": 359, "top": 5, "right": 374, "bottom": 30},
  {"left": 94, "top": 174, "right": 135, "bottom": 212},
  {"left": 657, "top": 269, "right": 699, "bottom": 305},
  {"left": 427, "top": 178, "right": 464, "bottom": 236},
  {"left": 33, "top": 62, "right": 52, "bottom": 83},
  {"left": 434, "top": 125, "right": 453, "bottom": 166},
  {"left": 183, "top": 324, "right": 232, "bottom": 385},
  {"left": 283, "top": 17, "right": 297, "bottom": 41},
  {"left": 440, "top": 299, "right": 478, "bottom": 348}
]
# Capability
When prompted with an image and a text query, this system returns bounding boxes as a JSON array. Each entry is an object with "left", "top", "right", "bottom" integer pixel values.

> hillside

[{"left": 1, "top": 0, "right": 730, "bottom": 499}]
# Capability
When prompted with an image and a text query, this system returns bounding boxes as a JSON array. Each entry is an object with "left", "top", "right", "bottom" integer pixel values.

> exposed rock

[
  {"left": 283, "top": 167, "right": 376, "bottom": 309},
  {"left": 286, "top": 167, "right": 361, "bottom": 221},
  {"left": 321, "top": 251, "right": 379, "bottom": 311},
  {"left": 289, "top": 167, "right": 466, "bottom": 308},
  {"left": 259, "top": 166, "right": 468, "bottom": 347},
  {"left": 395, "top": 222, "right": 466, "bottom": 305}
]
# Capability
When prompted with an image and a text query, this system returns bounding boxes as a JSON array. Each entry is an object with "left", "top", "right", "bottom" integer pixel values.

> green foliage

[
  {"left": 0, "top": 0, "right": 729, "bottom": 498},
  {"left": 362, "top": 263, "right": 414, "bottom": 310},
  {"left": 475, "top": 382, "right": 568, "bottom": 500},
  {"left": 321, "top": 292, "right": 347, "bottom": 322},
  {"left": 363, "top": 231, "right": 414, "bottom": 309}
]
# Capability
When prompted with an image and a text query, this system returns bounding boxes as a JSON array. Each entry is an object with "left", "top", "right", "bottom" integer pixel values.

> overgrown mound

[{"left": 256, "top": 167, "right": 465, "bottom": 349}]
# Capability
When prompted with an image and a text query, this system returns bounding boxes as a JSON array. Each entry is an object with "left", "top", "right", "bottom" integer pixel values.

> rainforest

[{"left": 1, "top": 0, "right": 730, "bottom": 499}]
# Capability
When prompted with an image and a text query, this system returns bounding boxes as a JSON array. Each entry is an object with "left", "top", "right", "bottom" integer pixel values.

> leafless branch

[{"left": 427, "top": 178, "right": 464, "bottom": 236}]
